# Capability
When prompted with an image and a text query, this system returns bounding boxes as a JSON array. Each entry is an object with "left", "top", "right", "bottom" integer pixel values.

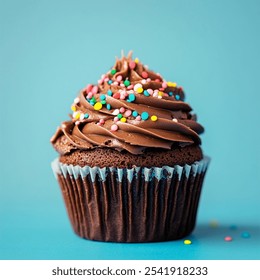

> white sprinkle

[
  {"left": 112, "top": 109, "right": 120, "bottom": 115},
  {"left": 74, "top": 97, "right": 80, "bottom": 104},
  {"left": 80, "top": 113, "right": 85, "bottom": 120},
  {"left": 172, "top": 118, "right": 178, "bottom": 122},
  {"left": 134, "top": 83, "right": 142, "bottom": 91}
]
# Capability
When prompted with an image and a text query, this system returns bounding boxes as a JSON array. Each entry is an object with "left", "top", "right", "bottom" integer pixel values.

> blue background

[{"left": 1, "top": 0, "right": 259, "bottom": 260}]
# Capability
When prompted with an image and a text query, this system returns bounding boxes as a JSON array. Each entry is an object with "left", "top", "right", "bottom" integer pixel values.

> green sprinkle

[
  {"left": 111, "top": 69, "right": 117, "bottom": 75},
  {"left": 124, "top": 80, "right": 130, "bottom": 87},
  {"left": 117, "top": 113, "right": 123, "bottom": 119},
  {"left": 101, "top": 100, "right": 106, "bottom": 105}
]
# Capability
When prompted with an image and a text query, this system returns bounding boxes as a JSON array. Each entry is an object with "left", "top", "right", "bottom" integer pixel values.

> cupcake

[{"left": 51, "top": 52, "right": 209, "bottom": 242}]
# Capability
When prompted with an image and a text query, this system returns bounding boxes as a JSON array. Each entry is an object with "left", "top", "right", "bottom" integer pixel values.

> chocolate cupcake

[{"left": 51, "top": 52, "right": 209, "bottom": 242}]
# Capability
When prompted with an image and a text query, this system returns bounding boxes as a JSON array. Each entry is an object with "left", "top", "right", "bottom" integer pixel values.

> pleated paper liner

[{"left": 51, "top": 157, "right": 210, "bottom": 242}]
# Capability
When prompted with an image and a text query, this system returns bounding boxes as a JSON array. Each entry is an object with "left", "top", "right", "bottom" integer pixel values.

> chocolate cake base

[
  {"left": 59, "top": 145, "right": 203, "bottom": 168},
  {"left": 54, "top": 159, "right": 208, "bottom": 242}
]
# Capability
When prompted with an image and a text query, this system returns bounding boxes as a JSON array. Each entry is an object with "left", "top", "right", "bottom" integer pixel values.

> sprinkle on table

[
  {"left": 241, "top": 232, "right": 250, "bottom": 238},
  {"left": 184, "top": 239, "right": 192, "bottom": 245},
  {"left": 224, "top": 236, "right": 233, "bottom": 242}
]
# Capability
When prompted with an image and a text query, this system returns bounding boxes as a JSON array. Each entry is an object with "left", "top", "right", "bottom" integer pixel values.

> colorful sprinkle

[
  {"left": 87, "top": 92, "right": 93, "bottom": 99},
  {"left": 175, "top": 94, "right": 180, "bottom": 100},
  {"left": 71, "top": 105, "right": 76, "bottom": 112},
  {"left": 106, "top": 104, "right": 111, "bottom": 110},
  {"left": 120, "top": 117, "right": 127, "bottom": 122},
  {"left": 94, "top": 102, "right": 102, "bottom": 110},
  {"left": 92, "top": 85, "right": 98, "bottom": 94},
  {"left": 84, "top": 113, "right": 89, "bottom": 119},
  {"left": 80, "top": 113, "right": 85, "bottom": 120},
  {"left": 113, "top": 92, "right": 120, "bottom": 99},
  {"left": 151, "top": 115, "right": 158, "bottom": 121},
  {"left": 111, "top": 124, "right": 118, "bottom": 131},
  {"left": 124, "top": 110, "right": 132, "bottom": 117},
  {"left": 117, "top": 113, "right": 123, "bottom": 119},
  {"left": 167, "top": 81, "right": 177, "bottom": 87},
  {"left": 135, "top": 115, "right": 141, "bottom": 121},
  {"left": 143, "top": 90, "right": 150, "bottom": 97},
  {"left": 101, "top": 100, "right": 106, "bottom": 105},
  {"left": 119, "top": 107, "right": 125, "bottom": 113},
  {"left": 74, "top": 97, "right": 80, "bottom": 104},
  {"left": 184, "top": 239, "right": 192, "bottom": 245},
  {"left": 147, "top": 89, "right": 153, "bottom": 95},
  {"left": 100, "top": 94, "right": 106, "bottom": 101},
  {"left": 73, "top": 112, "right": 80, "bottom": 120},
  {"left": 136, "top": 87, "right": 143, "bottom": 94},
  {"left": 116, "top": 75, "right": 123, "bottom": 82},
  {"left": 162, "top": 82, "right": 168, "bottom": 88},
  {"left": 224, "top": 236, "right": 232, "bottom": 242},
  {"left": 172, "top": 118, "right": 178, "bottom": 122},
  {"left": 108, "top": 80, "right": 113, "bottom": 85},
  {"left": 111, "top": 69, "right": 117, "bottom": 75},
  {"left": 86, "top": 84, "right": 93, "bottom": 93},
  {"left": 241, "top": 232, "right": 250, "bottom": 238},
  {"left": 107, "top": 90, "right": 113, "bottom": 96},
  {"left": 168, "top": 91, "right": 173, "bottom": 96},
  {"left": 124, "top": 80, "right": 130, "bottom": 87},
  {"left": 134, "top": 58, "right": 139, "bottom": 63},
  {"left": 141, "top": 71, "right": 148, "bottom": 79},
  {"left": 141, "top": 111, "right": 149, "bottom": 120},
  {"left": 134, "top": 83, "right": 142, "bottom": 91},
  {"left": 114, "top": 116, "right": 119, "bottom": 122},
  {"left": 99, "top": 119, "right": 105, "bottom": 124},
  {"left": 112, "top": 109, "right": 120, "bottom": 115},
  {"left": 129, "top": 61, "right": 136, "bottom": 69},
  {"left": 127, "top": 93, "right": 136, "bottom": 102},
  {"left": 132, "top": 110, "right": 138, "bottom": 117}
]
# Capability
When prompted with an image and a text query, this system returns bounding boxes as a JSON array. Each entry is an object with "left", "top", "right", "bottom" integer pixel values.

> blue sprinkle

[
  {"left": 241, "top": 232, "right": 250, "bottom": 238},
  {"left": 100, "top": 94, "right": 106, "bottom": 100},
  {"left": 132, "top": 111, "right": 138, "bottom": 117},
  {"left": 107, "top": 90, "right": 113, "bottom": 96},
  {"left": 143, "top": 90, "right": 150, "bottom": 97},
  {"left": 141, "top": 111, "right": 149, "bottom": 120},
  {"left": 168, "top": 91, "right": 173, "bottom": 96},
  {"left": 89, "top": 101, "right": 95, "bottom": 106},
  {"left": 108, "top": 80, "right": 113, "bottom": 85},
  {"left": 175, "top": 94, "right": 180, "bottom": 100},
  {"left": 84, "top": 113, "right": 89, "bottom": 119},
  {"left": 127, "top": 93, "right": 136, "bottom": 102},
  {"left": 106, "top": 104, "right": 111, "bottom": 110}
]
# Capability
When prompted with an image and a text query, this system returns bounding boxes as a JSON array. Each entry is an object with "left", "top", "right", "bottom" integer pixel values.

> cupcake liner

[{"left": 51, "top": 156, "right": 210, "bottom": 242}]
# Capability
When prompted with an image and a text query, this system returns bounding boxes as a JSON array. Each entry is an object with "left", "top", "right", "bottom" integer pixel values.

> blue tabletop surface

[{"left": 1, "top": 0, "right": 260, "bottom": 260}]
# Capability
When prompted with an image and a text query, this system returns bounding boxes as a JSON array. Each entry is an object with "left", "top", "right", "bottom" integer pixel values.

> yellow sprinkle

[
  {"left": 136, "top": 87, "right": 143, "bottom": 94},
  {"left": 94, "top": 102, "right": 102, "bottom": 110},
  {"left": 184, "top": 239, "right": 192, "bottom": 245},
  {"left": 167, "top": 81, "right": 177, "bottom": 87},
  {"left": 120, "top": 117, "right": 127, "bottom": 122},
  {"left": 151, "top": 115, "right": 158, "bottom": 121},
  {"left": 158, "top": 91, "right": 164, "bottom": 96},
  {"left": 134, "top": 58, "right": 139, "bottom": 63},
  {"left": 74, "top": 112, "right": 80, "bottom": 120},
  {"left": 71, "top": 105, "right": 76, "bottom": 112}
]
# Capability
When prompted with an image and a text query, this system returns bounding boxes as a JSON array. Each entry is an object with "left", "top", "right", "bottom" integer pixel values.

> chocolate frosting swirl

[{"left": 51, "top": 52, "right": 204, "bottom": 155}]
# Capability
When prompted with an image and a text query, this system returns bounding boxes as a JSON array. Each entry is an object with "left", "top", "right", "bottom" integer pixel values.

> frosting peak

[{"left": 51, "top": 52, "right": 204, "bottom": 155}]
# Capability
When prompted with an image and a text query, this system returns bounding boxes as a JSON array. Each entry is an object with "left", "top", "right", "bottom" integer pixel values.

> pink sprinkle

[
  {"left": 97, "top": 122, "right": 101, "bottom": 126},
  {"left": 98, "top": 79, "right": 102, "bottom": 84},
  {"left": 120, "top": 83, "right": 125, "bottom": 87},
  {"left": 141, "top": 71, "right": 149, "bottom": 79},
  {"left": 112, "top": 109, "right": 120, "bottom": 115},
  {"left": 75, "top": 121, "right": 80, "bottom": 125},
  {"left": 153, "top": 92, "right": 158, "bottom": 97},
  {"left": 87, "top": 92, "right": 93, "bottom": 99},
  {"left": 162, "top": 82, "right": 168, "bottom": 88},
  {"left": 224, "top": 236, "right": 232, "bottom": 242},
  {"left": 120, "top": 93, "right": 126, "bottom": 100},
  {"left": 113, "top": 81, "right": 119, "bottom": 86},
  {"left": 159, "top": 87, "right": 164, "bottom": 91},
  {"left": 119, "top": 107, "right": 125, "bottom": 113},
  {"left": 86, "top": 84, "right": 93, "bottom": 93},
  {"left": 124, "top": 110, "right": 132, "bottom": 117},
  {"left": 141, "top": 79, "right": 147, "bottom": 84},
  {"left": 111, "top": 124, "right": 118, "bottom": 131},
  {"left": 99, "top": 119, "right": 105, "bottom": 124},
  {"left": 129, "top": 61, "right": 136, "bottom": 69},
  {"left": 136, "top": 116, "right": 141, "bottom": 121},
  {"left": 147, "top": 89, "right": 153, "bottom": 95},
  {"left": 92, "top": 85, "right": 98, "bottom": 94},
  {"left": 116, "top": 75, "right": 122, "bottom": 82},
  {"left": 114, "top": 117, "right": 119, "bottom": 122},
  {"left": 127, "top": 85, "right": 134, "bottom": 90},
  {"left": 155, "top": 78, "right": 161, "bottom": 83},
  {"left": 147, "top": 78, "right": 151, "bottom": 82},
  {"left": 104, "top": 77, "right": 109, "bottom": 82}
]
